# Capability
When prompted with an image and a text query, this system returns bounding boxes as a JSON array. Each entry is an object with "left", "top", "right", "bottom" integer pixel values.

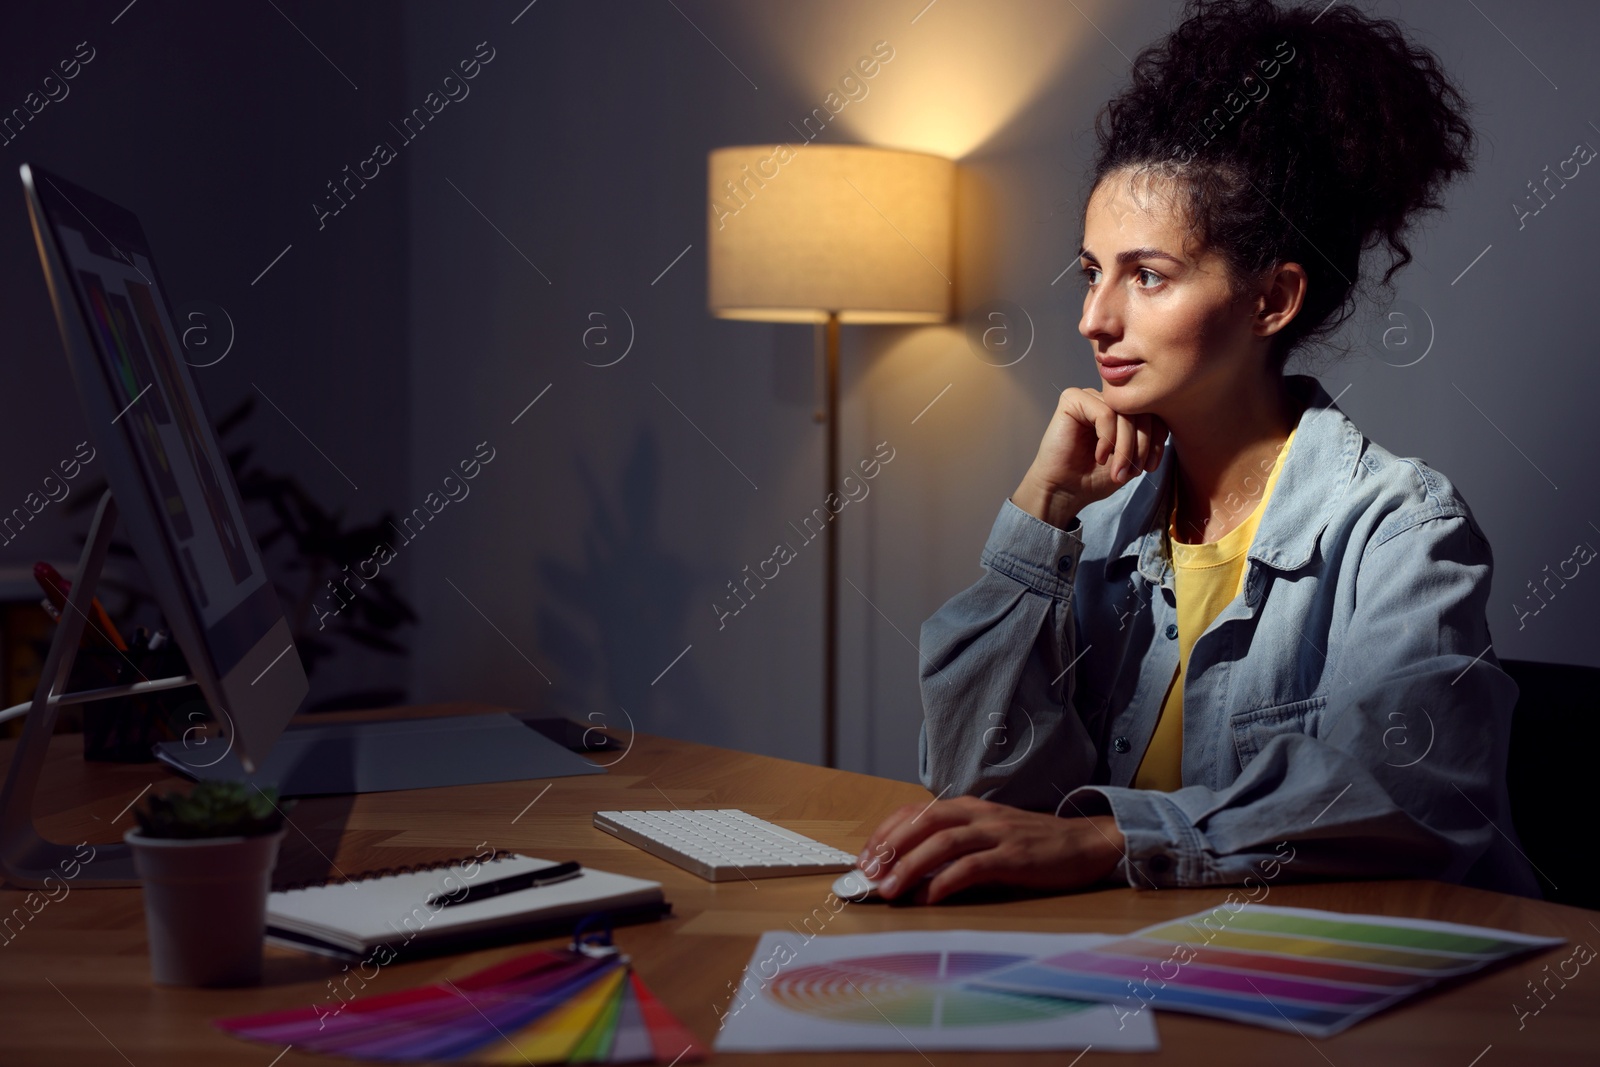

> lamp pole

[
  {"left": 706, "top": 147, "right": 955, "bottom": 769},
  {"left": 822, "top": 310, "right": 840, "bottom": 769}
]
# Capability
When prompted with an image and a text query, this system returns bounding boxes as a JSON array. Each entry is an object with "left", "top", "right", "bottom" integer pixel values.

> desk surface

[{"left": 1, "top": 702, "right": 1594, "bottom": 1066}]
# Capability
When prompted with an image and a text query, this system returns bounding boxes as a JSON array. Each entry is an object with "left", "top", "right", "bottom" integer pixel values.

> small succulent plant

[{"left": 134, "top": 781, "right": 292, "bottom": 839}]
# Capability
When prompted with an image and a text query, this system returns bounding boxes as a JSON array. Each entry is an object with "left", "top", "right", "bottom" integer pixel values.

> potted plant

[{"left": 125, "top": 781, "right": 292, "bottom": 987}]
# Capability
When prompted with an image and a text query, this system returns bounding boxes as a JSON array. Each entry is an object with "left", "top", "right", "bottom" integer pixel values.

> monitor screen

[
  {"left": 23, "top": 163, "right": 306, "bottom": 770},
  {"left": 53, "top": 223, "right": 268, "bottom": 633}
]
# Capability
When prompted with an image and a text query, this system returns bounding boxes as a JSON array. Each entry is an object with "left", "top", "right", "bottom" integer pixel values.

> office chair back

[{"left": 1501, "top": 658, "right": 1600, "bottom": 912}]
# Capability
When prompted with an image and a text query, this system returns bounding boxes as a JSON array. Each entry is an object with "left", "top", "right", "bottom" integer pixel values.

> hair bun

[{"left": 1091, "top": 0, "right": 1475, "bottom": 367}]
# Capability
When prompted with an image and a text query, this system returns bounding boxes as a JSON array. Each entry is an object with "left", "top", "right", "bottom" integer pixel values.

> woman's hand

[
  {"left": 1012, "top": 388, "right": 1169, "bottom": 529},
  {"left": 858, "top": 795, "right": 1129, "bottom": 904}
]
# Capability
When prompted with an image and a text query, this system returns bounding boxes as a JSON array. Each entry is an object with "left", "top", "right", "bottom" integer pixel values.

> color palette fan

[
  {"left": 968, "top": 904, "right": 1564, "bottom": 1038},
  {"left": 217, "top": 946, "right": 705, "bottom": 1063}
]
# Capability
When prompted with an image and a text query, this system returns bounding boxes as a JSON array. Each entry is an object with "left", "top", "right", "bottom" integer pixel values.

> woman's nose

[{"left": 1079, "top": 285, "right": 1121, "bottom": 342}]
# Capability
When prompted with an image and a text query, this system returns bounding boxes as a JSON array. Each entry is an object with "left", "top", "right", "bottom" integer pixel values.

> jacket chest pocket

[{"left": 1231, "top": 694, "right": 1326, "bottom": 768}]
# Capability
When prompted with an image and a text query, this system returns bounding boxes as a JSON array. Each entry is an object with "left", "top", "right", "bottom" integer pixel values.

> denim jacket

[{"left": 917, "top": 374, "right": 1540, "bottom": 897}]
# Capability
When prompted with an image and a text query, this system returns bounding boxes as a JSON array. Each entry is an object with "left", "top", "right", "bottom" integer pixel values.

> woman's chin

[{"left": 1098, "top": 386, "right": 1154, "bottom": 417}]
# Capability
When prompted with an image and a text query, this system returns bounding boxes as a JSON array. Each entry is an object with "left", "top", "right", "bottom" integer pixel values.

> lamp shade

[{"left": 707, "top": 144, "right": 954, "bottom": 324}]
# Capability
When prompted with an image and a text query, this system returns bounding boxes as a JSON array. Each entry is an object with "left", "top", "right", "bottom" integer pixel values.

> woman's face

[{"left": 1076, "top": 168, "right": 1267, "bottom": 420}]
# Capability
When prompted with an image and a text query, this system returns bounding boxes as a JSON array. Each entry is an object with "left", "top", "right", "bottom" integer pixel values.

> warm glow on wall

[{"left": 719, "top": 0, "right": 1102, "bottom": 160}]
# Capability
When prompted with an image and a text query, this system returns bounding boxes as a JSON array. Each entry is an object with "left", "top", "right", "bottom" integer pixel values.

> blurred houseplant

[
  {"left": 68, "top": 395, "right": 418, "bottom": 712},
  {"left": 125, "top": 780, "right": 292, "bottom": 986},
  {"left": 134, "top": 779, "right": 291, "bottom": 838}
]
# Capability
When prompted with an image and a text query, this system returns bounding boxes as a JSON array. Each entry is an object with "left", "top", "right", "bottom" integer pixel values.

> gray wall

[
  {"left": 3, "top": 1, "right": 1593, "bottom": 775},
  {"left": 402, "top": 0, "right": 1600, "bottom": 783},
  {"left": 0, "top": 1, "right": 411, "bottom": 711}
]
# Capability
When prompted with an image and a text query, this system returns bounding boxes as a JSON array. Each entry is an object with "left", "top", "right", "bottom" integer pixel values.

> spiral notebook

[{"left": 266, "top": 852, "right": 669, "bottom": 961}]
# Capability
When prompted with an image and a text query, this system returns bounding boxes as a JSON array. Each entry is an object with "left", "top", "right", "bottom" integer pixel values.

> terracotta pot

[{"left": 124, "top": 827, "right": 285, "bottom": 987}]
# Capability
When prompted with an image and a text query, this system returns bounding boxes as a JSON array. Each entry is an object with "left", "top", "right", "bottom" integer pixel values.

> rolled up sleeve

[{"left": 917, "top": 499, "right": 1100, "bottom": 813}]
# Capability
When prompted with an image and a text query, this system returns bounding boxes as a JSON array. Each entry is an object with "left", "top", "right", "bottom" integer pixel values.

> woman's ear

[{"left": 1255, "top": 262, "right": 1307, "bottom": 336}]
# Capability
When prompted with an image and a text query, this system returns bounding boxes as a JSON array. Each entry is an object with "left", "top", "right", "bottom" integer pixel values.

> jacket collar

[{"left": 1106, "top": 374, "right": 1365, "bottom": 587}]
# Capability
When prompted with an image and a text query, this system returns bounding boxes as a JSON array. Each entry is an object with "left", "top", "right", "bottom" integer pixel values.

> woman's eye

[{"left": 1078, "top": 265, "right": 1162, "bottom": 289}]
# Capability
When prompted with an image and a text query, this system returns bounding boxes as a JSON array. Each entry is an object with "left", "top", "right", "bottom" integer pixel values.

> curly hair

[{"left": 1087, "top": 0, "right": 1475, "bottom": 369}]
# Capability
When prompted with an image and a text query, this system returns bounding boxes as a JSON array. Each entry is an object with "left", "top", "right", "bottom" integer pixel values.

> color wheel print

[{"left": 764, "top": 952, "right": 1091, "bottom": 1028}]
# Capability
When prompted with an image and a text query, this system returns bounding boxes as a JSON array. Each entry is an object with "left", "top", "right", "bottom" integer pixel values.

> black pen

[{"left": 427, "top": 860, "right": 582, "bottom": 908}]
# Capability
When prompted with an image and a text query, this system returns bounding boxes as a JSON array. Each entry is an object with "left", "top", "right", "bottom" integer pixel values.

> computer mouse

[
  {"left": 833, "top": 863, "right": 949, "bottom": 903},
  {"left": 833, "top": 868, "right": 885, "bottom": 900}
]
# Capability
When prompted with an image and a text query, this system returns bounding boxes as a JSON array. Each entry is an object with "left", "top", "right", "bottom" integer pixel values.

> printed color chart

[
  {"left": 713, "top": 930, "right": 1159, "bottom": 1053},
  {"left": 765, "top": 950, "right": 1092, "bottom": 1027},
  {"left": 971, "top": 904, "right": 1564, "bottom": 1037}
]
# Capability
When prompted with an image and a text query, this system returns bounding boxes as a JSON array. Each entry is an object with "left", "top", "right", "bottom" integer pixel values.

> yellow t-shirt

[{"left": 1132, "top": 426, "right": 1298, "bottom": 791}]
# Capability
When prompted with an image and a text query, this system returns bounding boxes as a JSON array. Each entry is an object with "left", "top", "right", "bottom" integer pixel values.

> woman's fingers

[
  {"left": 1115, "top": 413, "right": 1140, "bottom": 481},
  {"left": 1121, "top": 411, "right": 1167, "bottom": 475},
  {"left": 924, "top": 848, "right": 1004, "bottom": 904},
  {"left": 1085, "top": 393, "right": 1118, "bottom": 468},
  {"left": 858, "top": 801, "right": 924, "bottom": 870},
  {"left": 878, "top": 823, "right": 989, "bottom": 900},
  {"left": 877, "top": 803, "right": 982, "bottom": 871},
  {"left": 1069, "top": 389, "right": 1146, "bottom": 483},
  {"left": 867, "top": 808, "right": 1133, "bottom": 904},
  {"left": 860, "top": 799, "right": 973, "bottom": 876},
  {"left": 1086, "top": 393, "right": 1138, "bottom": 483},
  {"left": 1071, "top": 389, "right": 1172, "bottom": 485}
]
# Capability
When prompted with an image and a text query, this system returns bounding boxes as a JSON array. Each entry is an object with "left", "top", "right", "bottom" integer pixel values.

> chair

[{"left": 1500, "top": 658, "right": 1600, "bottom": 911}]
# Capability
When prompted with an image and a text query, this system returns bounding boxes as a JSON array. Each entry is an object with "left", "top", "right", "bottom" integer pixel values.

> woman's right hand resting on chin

[{"left": 1010, "top": 387, "right": 1170, "bottom": 530}]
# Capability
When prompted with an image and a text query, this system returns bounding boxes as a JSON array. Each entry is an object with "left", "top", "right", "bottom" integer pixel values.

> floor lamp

[{"left": 706, "top": 144, "right": 954, "bottom": 768}]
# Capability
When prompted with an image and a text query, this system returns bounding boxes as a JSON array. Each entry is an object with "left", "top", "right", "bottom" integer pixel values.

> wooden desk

[{"left": 1, "top": 702, "right": 1594, "bottom": 1066}]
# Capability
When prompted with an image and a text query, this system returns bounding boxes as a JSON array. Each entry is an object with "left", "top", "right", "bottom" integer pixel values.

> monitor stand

[{"left": 0, "top": 490, "right": 199, "bottom": 888}]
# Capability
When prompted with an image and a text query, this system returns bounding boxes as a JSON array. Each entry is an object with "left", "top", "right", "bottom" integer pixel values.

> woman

[{"left": 858, "top": 0, "right": 1540, "bottom": 903}]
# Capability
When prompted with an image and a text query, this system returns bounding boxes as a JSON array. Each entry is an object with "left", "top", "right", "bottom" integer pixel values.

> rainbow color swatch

[
  {"left": 216, "top": 948, "right": 705, "bottom": 1063},
  {"left": 969, "top": 904, "right": 1564, "bottom": 1037}
]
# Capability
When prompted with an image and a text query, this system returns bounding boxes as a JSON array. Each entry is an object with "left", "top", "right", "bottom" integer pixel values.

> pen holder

[{"left": 78, "top": 636, "right": 198, "bottom": 763}]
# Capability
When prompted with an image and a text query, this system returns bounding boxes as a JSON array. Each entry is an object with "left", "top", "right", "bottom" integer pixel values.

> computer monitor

[
  {"left": 18, "top": 163, "right": 308, "bottom": 772},
  {"left": 2, "top": 166, "right": 602, "bottom": 891}
]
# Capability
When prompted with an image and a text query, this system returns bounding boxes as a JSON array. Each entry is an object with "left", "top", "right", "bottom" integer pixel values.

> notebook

[{"left": 266, "top": 852, "right": 669, "bottom": 961}]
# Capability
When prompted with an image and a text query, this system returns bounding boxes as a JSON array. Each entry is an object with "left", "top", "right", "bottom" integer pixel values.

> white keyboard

[{"left": 592, "top": 808, "right": 857, "bottom": 882}]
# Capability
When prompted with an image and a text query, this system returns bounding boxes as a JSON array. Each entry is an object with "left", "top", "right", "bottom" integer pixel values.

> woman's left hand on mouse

[{"left": 858, "top": 795, "right": 1127, "bottom": 904}]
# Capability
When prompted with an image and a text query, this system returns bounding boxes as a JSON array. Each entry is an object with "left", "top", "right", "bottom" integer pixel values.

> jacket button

[
  {"left": 1057, "top": 554, "right": 1072, "bottom": 574},
  {"left": 1164, "top": 623, "right": 1178, "bottom": 640},
  {"left": 1148, "top": 854, "right": 1172, "bottom": 874},
  {"left": 1113, "top": 736, "right": 1130, "bottom": 753}
]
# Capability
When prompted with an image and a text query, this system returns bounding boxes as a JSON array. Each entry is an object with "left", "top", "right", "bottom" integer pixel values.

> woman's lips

[{"left": 1098, "top": 358, "right": 1142, "bottom": 384}]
